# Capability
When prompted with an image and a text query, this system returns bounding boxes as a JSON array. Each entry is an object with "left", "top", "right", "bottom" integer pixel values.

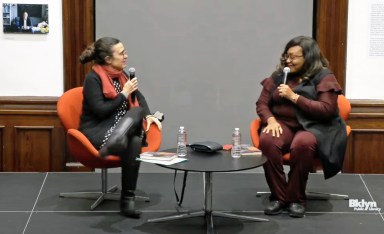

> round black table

[{"left": 147, "top": 148, "right": 268, "bottom": 234}]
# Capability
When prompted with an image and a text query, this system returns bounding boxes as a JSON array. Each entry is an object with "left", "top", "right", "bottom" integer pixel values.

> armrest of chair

[
  {"left": 143, "top": 122, "right": 162, "bottom": 153},
  {"left": 250, "top": 118, "right": 262, "bottom": 148}
]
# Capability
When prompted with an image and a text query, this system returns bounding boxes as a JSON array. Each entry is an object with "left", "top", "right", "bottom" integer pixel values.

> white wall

[
  {"left": 0, "top": 0, "right": 63, "bottom": 96},
  {"left": 346, "top": 0, "right": 384, "bottom": 100}
]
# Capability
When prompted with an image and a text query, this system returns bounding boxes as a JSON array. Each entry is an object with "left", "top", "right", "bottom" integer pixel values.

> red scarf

[{"left": 92, "top": 64, "right": 139, "bottom": 107}]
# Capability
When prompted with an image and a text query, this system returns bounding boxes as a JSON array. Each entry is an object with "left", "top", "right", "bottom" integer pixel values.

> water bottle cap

[
  {"left": 235, "top": 128, "right": 239, "bottom": 131},
  {"left": 180, "top": 126, "right": 184, "bottom": 129}
]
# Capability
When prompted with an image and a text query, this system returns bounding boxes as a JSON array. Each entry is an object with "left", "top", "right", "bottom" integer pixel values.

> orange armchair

[
  {"left": 57, "top": 87, "right": 162, "bottom": 210},
  {"left": 250, "top": 95, "right": 351, "bottom": 199}
]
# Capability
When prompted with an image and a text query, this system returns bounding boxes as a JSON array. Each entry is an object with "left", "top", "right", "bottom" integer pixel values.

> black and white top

[{"left": 79, "top": 70, "right": 151, "bottom": 149}]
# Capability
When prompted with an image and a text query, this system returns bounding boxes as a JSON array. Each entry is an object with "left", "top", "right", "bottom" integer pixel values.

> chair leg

[
  {"left": 306, "top": 191, "right": 349, "bottom": 200},
  {"left": 135, "top": 195, "right": 151, "bottom": 202},
  {"left": 59, "top": 169, "right": 150, "bottom": 210},
  {"left": 256, "top": 191, "right": 348, "bottom": 200},
  {"left": 256, "top": 191, "right": 271, "bottom": 197}
]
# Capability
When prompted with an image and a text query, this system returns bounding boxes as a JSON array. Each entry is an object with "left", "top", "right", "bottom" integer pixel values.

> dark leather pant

[
  {"left": 114, "top": 107, "right": 144, "bottom": 194},
  {"left": 121, "top": 135, "right": 142, "bottom": 193}
]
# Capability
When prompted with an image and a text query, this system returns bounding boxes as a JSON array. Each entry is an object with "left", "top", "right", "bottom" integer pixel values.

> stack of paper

[
  {"left": 138, "top": 152, "right": 188, "bottom": 165},
  {"left": 140, "top": 152, "right": 178, "bottom": 161},
  {"left": 241, "top": 145, "right": 262, "bottom": 156}
]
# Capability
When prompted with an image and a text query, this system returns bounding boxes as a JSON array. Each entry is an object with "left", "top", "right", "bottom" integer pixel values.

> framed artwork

[{"left": 3, "top": 3, "right": 49, "bottom": 34}]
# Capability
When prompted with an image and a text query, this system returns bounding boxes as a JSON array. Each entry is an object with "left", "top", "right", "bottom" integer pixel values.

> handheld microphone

[
  {"left": 128, "top": 67, "right": 136, "bottom": 78},
  {"left": 128, "top": 67, "right": 136, "bottom": 100},
  {"left": 283, "top": 67, "right": 290, "bottom": 84}
]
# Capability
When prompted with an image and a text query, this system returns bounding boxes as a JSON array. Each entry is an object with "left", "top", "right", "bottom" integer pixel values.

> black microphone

[
  {"left": 128, "top": 67, "right": 136, "bottom": 100},
  {"left": 283, "top": 67, "right": 290, "bottom": 84}
]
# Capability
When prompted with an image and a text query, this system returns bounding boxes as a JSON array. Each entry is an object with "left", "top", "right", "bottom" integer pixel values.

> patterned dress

[{"left": 100, "top": 79, "right": 129, "bottom": 148}]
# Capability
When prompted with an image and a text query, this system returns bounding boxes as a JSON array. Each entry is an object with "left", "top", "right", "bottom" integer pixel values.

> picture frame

[{"left": 2, "top": 3, "right": 49, "bottom": 34}]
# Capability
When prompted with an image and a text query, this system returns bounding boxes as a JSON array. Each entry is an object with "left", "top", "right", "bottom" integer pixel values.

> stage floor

[{"left": 0, "top": 172, "right": 383, "bottom": 234}]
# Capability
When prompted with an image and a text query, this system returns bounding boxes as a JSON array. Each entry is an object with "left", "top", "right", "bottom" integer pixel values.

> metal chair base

[
  {"left": 59, "top": 169, "right": 150, "bottom": 210},
  {"left": 149, "top": 172, "right": 268, "bottom": 234},
  {"left": 256, "top": 191, "right": 349, "bottom": 200}
]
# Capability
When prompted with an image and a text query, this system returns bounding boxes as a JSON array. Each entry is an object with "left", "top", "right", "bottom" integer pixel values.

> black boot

[
  {"left": 99, "top": 107, "right": 143, "bottom": 157},
  {"left": 264, "top": 200, "right": 286, "bottom": 215},
  {"left": 120, "top": 136, "right": 142, "bottom": 218},
  {"left": 120, "top": 192, "right": 141, "bottom": 218},
  {"left": 288, "top": 203, "right": 306, "bottom": 218}
]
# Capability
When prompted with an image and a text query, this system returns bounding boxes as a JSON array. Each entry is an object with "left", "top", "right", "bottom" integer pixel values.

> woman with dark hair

[
  {"left": 20, "top": 11, "right": 32, "bottom": 31},
  {"left": 79, "top": 37, "right": 162, "bottom": 218},
  {"left": 255, "top": 36, "right": 347, "bottom": 218}
]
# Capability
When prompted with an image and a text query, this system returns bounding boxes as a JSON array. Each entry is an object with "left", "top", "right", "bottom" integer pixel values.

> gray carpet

[{"left": 0, "top": 172, "right": 383, "bottom": 234}]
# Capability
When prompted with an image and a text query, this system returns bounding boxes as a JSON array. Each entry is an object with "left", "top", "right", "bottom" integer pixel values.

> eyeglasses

[
  {"left": 118, "top": 50, "right": 127, "bottom": 56},
  {"left": 283, "top": 54, "right": 303, "bottom": 61}
]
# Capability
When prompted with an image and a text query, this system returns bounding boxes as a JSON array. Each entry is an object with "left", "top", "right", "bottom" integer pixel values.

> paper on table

[
  {"left": 241, "top": 145, "right": 262, "bottom": 156},
  {"left": 140, "top": 152, "right": 178, "bottom": 161},
  {"left": 241, "top": 150, "right": 262, "bottom": 156},
  {"left": 137, "top": 157, "right": 187, "bottom": 165}
]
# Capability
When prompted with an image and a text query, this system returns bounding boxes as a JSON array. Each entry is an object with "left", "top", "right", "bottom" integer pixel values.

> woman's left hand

[{"left": 145, "top": 116, "right": 162, "bottom": 132}]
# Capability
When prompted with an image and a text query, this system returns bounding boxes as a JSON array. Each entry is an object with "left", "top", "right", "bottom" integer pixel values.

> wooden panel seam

[
  {"left": 14, "top": 126, "right": 54, "bottom": 129},
  {"left": 351, "top": 129, "right": 384, "bottom": 133}
]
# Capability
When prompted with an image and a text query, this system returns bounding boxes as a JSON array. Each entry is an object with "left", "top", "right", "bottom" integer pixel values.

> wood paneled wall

[
  {"left": 315, "top": 0, "right": 384, "bottom": 173},
  {"left": 315, "top": 0, "right": 348, "bottom": 90},
  {"left": 316, "top": 0, "right": 384, "bottom": 173},
  {"left": 0, "top": 0, "right": 383, "bottom": 173},
  {"left": 62, "top": 0, "right": 94, "bottom": 89},
  {"left": 344, "top": 101, "right": 384, "bottom": 173},
  {"left": 0, "top": 97, "right": 66, "bottom": 171}
]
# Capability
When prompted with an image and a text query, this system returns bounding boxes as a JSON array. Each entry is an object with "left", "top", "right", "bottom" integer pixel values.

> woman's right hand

[
  {"left": 262, "top": 117, "right": 283, "bottom": 138},
  {"left": 122, "top": 77, "right": 138, "bottom": 95}
]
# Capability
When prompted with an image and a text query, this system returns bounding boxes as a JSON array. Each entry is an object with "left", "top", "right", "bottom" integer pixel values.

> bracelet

[
  {"left": 145, "top": 115, "right": 154, "bottom": 119},
  {"left": 291, "top": 93, "right": 300, "bottom": 103}
]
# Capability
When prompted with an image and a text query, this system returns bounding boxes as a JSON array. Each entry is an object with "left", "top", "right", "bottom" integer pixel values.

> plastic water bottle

[
  {"left": 177, "top": 126, "right": 187, "bottom": 157},
  {"left": 231, "top": 128, "right": 241, "bottom": 158}
]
